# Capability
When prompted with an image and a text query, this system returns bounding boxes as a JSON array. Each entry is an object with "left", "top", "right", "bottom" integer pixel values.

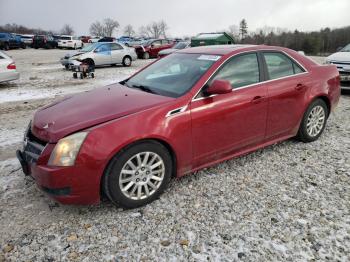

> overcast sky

[{"left": 0, "top": 0, "right": 349, "bottom": 37}]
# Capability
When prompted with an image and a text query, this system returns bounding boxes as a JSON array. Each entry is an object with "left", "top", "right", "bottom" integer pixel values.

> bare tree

[
  {"left": 89, "top": 18, "right": 119, "bottom": 37},
  {"left": 228, "top": 24, "right": 239, "bottom": 41},
  {"left": 103, "top": 18, "right": 119, "bottom": 37},
  {"left": 89, "top": 21, "right": 104, "bottom": 37},
  {"left": 138, "top": 26, "right": 150, "bottom": 38},
  {"left": 159, "top": 20, "right": 168, "bottom": 38},
  {"left": 124, "top": 24, "right": 135, "bottom": 37},
  {"left": 61, "top": 24, "right": 74, "bottom": 35},
  {"left": 144, "top": 20, "right": 169, "bottom": 38}
]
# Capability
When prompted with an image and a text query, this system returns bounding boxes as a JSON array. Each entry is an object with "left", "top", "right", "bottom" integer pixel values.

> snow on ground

[{"left": 0, "top": 49, "right": 349, "bottom": 261}]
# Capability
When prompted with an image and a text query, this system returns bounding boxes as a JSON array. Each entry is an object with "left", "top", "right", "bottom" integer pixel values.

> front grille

[
  {"left": 331, "top": 61, "right": 350, "bottom": 66},
  {"left": 340, "top": 71, "right": 350, "bottom": 76},
  {"left": 23, "top": 128, "right": 47, "bottom": 163}
]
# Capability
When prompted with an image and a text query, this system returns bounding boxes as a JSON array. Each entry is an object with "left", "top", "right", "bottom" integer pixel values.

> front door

[
  {"left": 110, "top": 43, "right": 124, "bottom": 64},
  {"left": 94, "top": 43, "right": 112, "bottom": 65},
  {"left": 190, "top": 52, "right": 268, "bottom": 167}
]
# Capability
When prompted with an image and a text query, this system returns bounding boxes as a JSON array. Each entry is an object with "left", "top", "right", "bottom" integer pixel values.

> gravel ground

[{"left": 0, "top": 49, "right": 349, "bottom": 261}]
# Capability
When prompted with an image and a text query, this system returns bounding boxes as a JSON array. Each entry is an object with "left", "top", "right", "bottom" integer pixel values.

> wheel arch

[
  {"left": 100, "top": 137, "right": 178, "bottom": 199},
  {"left": 312, "top": 95, "right": 331, "bottom": 118}
]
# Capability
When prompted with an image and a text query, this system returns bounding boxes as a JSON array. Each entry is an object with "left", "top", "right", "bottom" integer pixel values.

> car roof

[{"left": 178, "top": 44, "right": 257, "bottom": 55}]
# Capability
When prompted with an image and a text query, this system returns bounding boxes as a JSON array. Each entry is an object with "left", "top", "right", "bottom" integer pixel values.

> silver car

[
  {"left": 0, "top": 51, "right": 19, "bottom": 83},
  {"left": 60, "top": 42, "right": 137, "bottom": 69}
]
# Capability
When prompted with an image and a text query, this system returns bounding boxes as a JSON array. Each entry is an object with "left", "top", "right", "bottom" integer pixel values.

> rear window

[{"left": 60, "top": 36, "right": 72, "bottom": 40}]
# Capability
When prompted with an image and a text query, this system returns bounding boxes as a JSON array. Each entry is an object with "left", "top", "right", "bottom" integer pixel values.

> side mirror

[{"left": 206, "top": 79, "right": 232, "bottom": 95}]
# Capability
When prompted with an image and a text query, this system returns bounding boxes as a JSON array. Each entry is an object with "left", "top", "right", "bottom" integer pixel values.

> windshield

[
  {"left": 174, "top": 42, "right": 188, "bottom": 49},
  {"left": 125, "top": 53, "right": 220, "bottom": 98},
  {"left": 81, "top": 43, "right": 101, "bottom": 52},
  {"left": 340, "top": 44, "right": 350, "bottom": 52}
]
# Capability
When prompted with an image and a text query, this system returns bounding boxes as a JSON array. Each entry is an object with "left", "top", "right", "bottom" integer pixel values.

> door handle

[
  {"left": 295, "top": 83, "right": 306, "bottom": 91},
  {"left": 251, "top": 96, "right": 265, "bottom": 104}
]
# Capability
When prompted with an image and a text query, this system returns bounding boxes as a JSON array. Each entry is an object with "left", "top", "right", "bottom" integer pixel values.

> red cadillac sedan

[{"left": 17, "top": 45, "right": 340, "bottom": 208}]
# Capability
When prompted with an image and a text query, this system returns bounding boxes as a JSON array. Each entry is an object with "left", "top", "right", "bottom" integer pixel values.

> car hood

[
  {"left": 326, "top": 52, "right": 350, "bottom": 62},
  {"left": 64, "top": 51, "right": 86, "bottom": 59},
  {"left": 31, "top": 83, "right": 173, "bottom": 143}
]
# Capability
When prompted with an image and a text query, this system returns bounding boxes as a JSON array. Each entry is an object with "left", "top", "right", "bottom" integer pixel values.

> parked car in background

[
  {"left": 0, "top": 50, "right": 19, "bottom": 83},
  {"left": 32, "top": 35, "right": 57, "bottom": 49},
  {"left": 158, "top": 41, "right": 191, "bottom": 58},
  {"left": 135, "top": 39, "right": 174, "bottom": 59},
  {"left": 0, "top": 33, "right": 22, "bottom": 50},
  {"left": 14, "top": 35, "right": 26, "bottom": 49},
  {"left": 326, "top": 44, "right": 350, "bottom": 86},
  {"left": 117, "top": 36, "right": 144, "bottom": 47},
  {"left": 20, "top": 34, "right": 34, "bottom": 47},
  {"left": 60, "top": 42, "right": 137, "bottom": 68},
  {"left": 98, "top": 37, "right": 116, "bottom": 42},
  {"left": 17, "top": 45, "right": 340, "bottom": 207},
  {"left": 58, "top": 35, "right": 83, "bottom": 49},
  {"left": 88, "top": 37, "right": 101, "bottom": 43},
  {"left": 80, "top": 36, "right": 91, "bottom": 44}
]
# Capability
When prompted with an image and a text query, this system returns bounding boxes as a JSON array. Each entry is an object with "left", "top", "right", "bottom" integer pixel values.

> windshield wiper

[{"left": 129, "top": 84, "right": 157, "bottom": 94}]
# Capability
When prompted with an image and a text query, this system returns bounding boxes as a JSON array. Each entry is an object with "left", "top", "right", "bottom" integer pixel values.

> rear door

[
  {"left": 261, "top": 51, "right": 310, "bottom": 138},
  {"left": 110, "top": 43, "right": 124, "bottom": 63}
]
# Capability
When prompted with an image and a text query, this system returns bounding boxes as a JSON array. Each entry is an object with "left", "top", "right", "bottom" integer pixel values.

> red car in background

[
  {"left": 79, "top": 36, "right": 91, "bottom": 44},
  {"left": 135, "top": 39, "right": 174, "bottom": 59},
  {"left": 16, "top": 45, "right": 340, "bottom": 208}
]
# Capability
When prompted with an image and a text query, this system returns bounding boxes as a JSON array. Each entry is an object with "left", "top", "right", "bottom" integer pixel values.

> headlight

[{"left": 48, "top": 132, "right": 88, "bottom": 166}]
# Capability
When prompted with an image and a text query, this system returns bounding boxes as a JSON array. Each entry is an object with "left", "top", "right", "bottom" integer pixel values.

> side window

[
  {"left": 210, "top": 53, "right": 260, "bottom": 89},
  {"left": 111, "top": 43, "right": 123, "bottom": 50},
  {"left": 162, "top": 40, "right": 170, "bottom": 45},
  {"left": 263, "top": 52, "right": 304, "bottom": 80},
  {"left": 152, "top": 40, "right": 161, "bottom": 47},
  {"left": 96, "top": 44, "right": 110, "bottom": 52}
]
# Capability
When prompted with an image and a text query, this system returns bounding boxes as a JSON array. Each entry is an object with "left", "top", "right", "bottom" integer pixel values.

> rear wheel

[
  {"left": 297, "top": 99, "right": 328, "bottom": 142},
  {"left": 4, "top": 42, "right": 9, "bottom": 50},
  {"left": 122, "top": 56, "right": 132, "bottom": 67},
  {"left": 103, "top": 141, "right": 172, "bottom": 208},
  {"left": 143, "top": 52, "right": 150, "bottom": 59}
]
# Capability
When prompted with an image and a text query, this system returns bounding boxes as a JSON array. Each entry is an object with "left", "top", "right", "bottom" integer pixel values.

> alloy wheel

[
  {"left": 119, "top": 152, "right": 165, "bottom": 200},
  {"left": 306, "top": 105, "right": 325, "bottom": 137}
]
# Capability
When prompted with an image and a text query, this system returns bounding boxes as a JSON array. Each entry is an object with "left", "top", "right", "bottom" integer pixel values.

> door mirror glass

[{"left": 206, "top": 79, "right": 232, "bottom": 95}]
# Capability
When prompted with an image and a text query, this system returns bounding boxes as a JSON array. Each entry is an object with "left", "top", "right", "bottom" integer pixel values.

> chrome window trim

[{"left": 191, "top": 49, "right": 309, "bottom": 102}]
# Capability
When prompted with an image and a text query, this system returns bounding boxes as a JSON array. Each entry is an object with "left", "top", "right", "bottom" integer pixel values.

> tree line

[
  {"left": 1, "top": 19, "right": 350, "bottom": 55},
  {"left": 231, "top": 19, "right": 350, "bottom": 55}
]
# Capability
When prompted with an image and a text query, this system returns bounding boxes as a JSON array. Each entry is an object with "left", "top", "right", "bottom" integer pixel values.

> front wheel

[
  {"left": 297, "top": 99, "right": 328, "bottom": 142},
  {"left": 143, "top": 52, "right": 150, "bottom": 59},
  {"left": 122, "top": 56, "right": 132, "bottom": 67},
  {"left": 103, "top": 141, "right": 172, "bottom": 208}
]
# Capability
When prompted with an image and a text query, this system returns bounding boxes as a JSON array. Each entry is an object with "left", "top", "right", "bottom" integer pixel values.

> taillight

[{"left": 7, "top": 62, "right": 16, "bottom": 70}]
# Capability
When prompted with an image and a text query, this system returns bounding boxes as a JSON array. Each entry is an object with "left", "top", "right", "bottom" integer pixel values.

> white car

[
  {"left": 58, "top": 35, "right": 83, "bottom": 49},
  {"left": 0, "top": 51, "right": 19, "bottom": 83},
  {"left": 326, "top": 44, "right": 350, "bottom": 86},
  {"left": 60, "top": 42, "right": 137, "bottom": 68}
]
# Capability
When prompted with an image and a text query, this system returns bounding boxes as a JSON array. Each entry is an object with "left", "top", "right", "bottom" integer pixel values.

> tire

[
  {"left": 143, "top": 52, "right": 150, "bottom": 59},
  {"left": 73, "top": 44, "right": 76, "bottom": 50},
  {"left": 73, "top": 72, "right": 77, "bottom": 78},
  {"left": 21, "top": 43, "right": 26, "bottom": 49},
  {"left": 122, "top": 56, "right": 132, "bottom": 67},
  {"left": 297, "top": 99, "right": 328, "bottom": 143},
  {"left": 80, "top": 73, "right": 83, "bottom": 79},
  {"left": 65, "top": 64, "right": 69, "bottom": 70},
  {"left": 91, "top": 73, "right": 94, "bottom": 78},
  {"left": 4, "top": 43, "right": 9, "bottom": 51},
  {"left": 103, "top": 140, "right": 172, "bottom": 208}
]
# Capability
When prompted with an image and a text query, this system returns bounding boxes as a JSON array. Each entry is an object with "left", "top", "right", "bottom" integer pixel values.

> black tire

[
  {"left": 73, "top": 72, "right": 77, "bottom": 78},
  {"left": 4, "top": 42, "right": 9, "bottom": 51},
  {"left": 297, "top": 99, "right": 328, "bottom": 143},
  {"left": 103, "top": 140, "right": 172, "bottom": 208},
  {"left": 122, "top": 56, "right": 132, "bottom": 67},
  {"left": 21, "top": 43, "right": 26, "bottom": 49},
  {"left": 91, "top": 73, "right": 94, "bottom": 78},
  {"left": 143, "top": 52, "right": 150, "bottom": 59},
  {"left": 80, "top": 73, "right": 83, "bottom": 79}
]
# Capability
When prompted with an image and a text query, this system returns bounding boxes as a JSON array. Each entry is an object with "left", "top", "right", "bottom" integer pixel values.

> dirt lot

[{"left": 0, "top": 49, "right": 349, "bottom": 261}]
